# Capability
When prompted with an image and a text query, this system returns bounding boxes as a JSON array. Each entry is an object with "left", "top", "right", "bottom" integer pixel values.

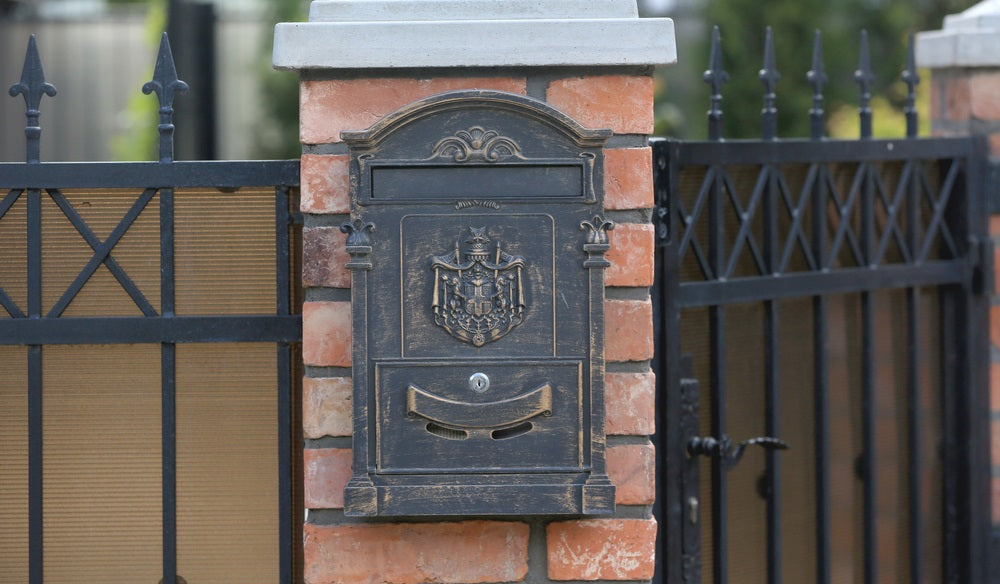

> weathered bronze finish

[{"left": 342, "top": 90, "right": 615, "bottom": 517}]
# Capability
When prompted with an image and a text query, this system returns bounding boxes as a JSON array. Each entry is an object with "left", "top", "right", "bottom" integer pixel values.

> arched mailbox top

[
  {"left": 340, "top": 89, "right": 613, "bottom": 148},
  {"left": 342, "top": 90, "right": 612, "bottom": 205}
]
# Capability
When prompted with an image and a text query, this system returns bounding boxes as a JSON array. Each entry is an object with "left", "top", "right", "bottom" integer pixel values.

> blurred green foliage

[
  {"left": 253, "top": 0, "right": 306, "bottom": 159},
  {"left": 669, "top": 0, "right": 975, "bottom": 140}
]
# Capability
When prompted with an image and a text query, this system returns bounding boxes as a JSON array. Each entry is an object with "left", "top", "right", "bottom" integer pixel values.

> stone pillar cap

[
  {"left": 273, "top": 0, "right": 676, "bottom": 70},
  {"left": 916, "top": 0, "right": 1000, "bottom": 67}
]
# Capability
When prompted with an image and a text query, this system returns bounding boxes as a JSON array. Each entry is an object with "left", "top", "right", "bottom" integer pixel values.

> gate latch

[{"left": 687, "top": 435, "right": 788, "bottom": 470}]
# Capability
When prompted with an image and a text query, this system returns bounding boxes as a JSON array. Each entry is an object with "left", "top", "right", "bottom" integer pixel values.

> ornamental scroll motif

[
  {"left": 431, "top": 227, "right": 526, "bottom": 347},
  {"left": 431, "top": 127, "right": 523, "bottom": 163}
]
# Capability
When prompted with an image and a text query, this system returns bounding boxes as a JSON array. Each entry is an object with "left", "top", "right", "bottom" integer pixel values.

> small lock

[{"left": 468, "top": 372, "right": 490, "bottom": 393}]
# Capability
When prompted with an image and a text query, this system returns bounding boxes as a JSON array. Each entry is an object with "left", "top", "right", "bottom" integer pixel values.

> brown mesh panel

[
  {"left": 0, "top": 346, "right": 28, "bottom": 581},
  {"left": 175, "top": 343, "right": 280, "bottom": 582},
  {"left": 174, "top": 188, "right": 277, "bottom": 315},
  {"left": 42, "top": 344, "right": 162, "bottom": 583}
]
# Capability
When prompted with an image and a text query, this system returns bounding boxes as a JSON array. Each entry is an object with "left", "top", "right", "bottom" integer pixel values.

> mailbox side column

[{"left": 275, "top": 2, "right": 676, "bottom": 582}]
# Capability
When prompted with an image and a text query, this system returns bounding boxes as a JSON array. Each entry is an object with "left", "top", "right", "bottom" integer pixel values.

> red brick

[
  {"left": 546, "top": 75, "right": 654, "bottom": 135},
  {"left": 303, "top": 301, "right": 352, "bottom": 367},
  {"left": 300, "top": 77, "right": 528, "bottom": 144},
  {"left": 302, "top": 226, "right": 351, "bottom": 289},
  {"left": 605, "top": 299, "right": 654, "bottom": 363},
  {"left": 606, "top": 222, "right": 655, "bottom": 287},
  {"left": 301, "top": 154, "right": 349, "bottom": 214},
  {"left": 994, "top": 476, "right": 1000, "bottom": 524},
  {"left": 993, "top": 418, "right": 1000, "bottom": 468},
  {"left": 945, "top": 76, "right": 971, "bottom": 122},
  {"left": 990, "top": 132, "right": 1000, "bottom": 158},
  {"left": 547, "top": 517, "right": 657, "bottom": 581},
  {"left": 604, "top": 147, "right": 653, "bottom": 210},
  {"left": 304, "top": 521, "right": 529, "bottom": 584},
  {"left": 304, "top": 448, "right": 352, "bottom": 509},
  {"left": 992, "top": 363, "right": 1000, "bottom": 412},
  {"left": 992, "top": 216, "right": 1000, "bottom": 237},
  {"left": 605, "top": 371, "right": 655, "bottom": 436},
  {"left": 969, "top": 72, "right": 1000, "bottom": 121},
  {"left": 303, "top": 377, "right": 353, "bottom": 439},
  {"left": 606, "top": 443, "right": 655, "bottom": 505},
  {"left": 992, "top": 305, "right": 1000, "bottom": 350}
]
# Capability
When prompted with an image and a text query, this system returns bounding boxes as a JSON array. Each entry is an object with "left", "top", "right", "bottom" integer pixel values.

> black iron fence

[
  {"left": 653, "top": 27, "right": 991, "bottom": 584},
  {"left": 0, "top": 34, "right": 300, "bottom": 584}
]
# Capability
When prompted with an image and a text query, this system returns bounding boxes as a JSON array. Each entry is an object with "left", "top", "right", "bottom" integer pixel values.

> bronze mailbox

[{"left": 341, "top": 90, "right": 615, "bottom": 516}]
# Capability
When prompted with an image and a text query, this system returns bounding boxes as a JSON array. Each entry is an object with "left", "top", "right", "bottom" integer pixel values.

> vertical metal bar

[
  {"left": 27, "top": 186, "right": 42, "bottom": 584},
  {"left": 807, "top": 31, "right": 827, "bottom": 141},
  {"left": 860, "top": 162, "right": 877, "bottom": 584},
  {"left": 709, "top": 163, "right": 727, "bottom": 584},
  {"left": 855, "top": 31, "right": 874, "bottom": 141},
  {"left": 902, "top": 34, "right": 920, "bottom": 140},
  {"left": 161, "top": 343, "right": 177, "bottom": 584},
  {"left": 160, "top": 184, "right": 177, "bottom": 584},
  {"left": 759, "top": 27, "right": 780, "bottom": 142},
  {"left": 905, "top": 159, "right": 923, "bottom": 584},
  {"left": 811, "top": 164, "right": 831, "bottom": 584},
  {"left": 705, "top": 26, "right": 728, "bottom": 142},
  {"left": 763, "top": 162, "right": 781, "bottom": 584},
  {"left": 275, "top": 185, "right": 292, "bottom": 584}
]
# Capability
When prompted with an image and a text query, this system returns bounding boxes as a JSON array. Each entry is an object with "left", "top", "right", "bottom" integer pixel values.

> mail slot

[{"left": 341, "top": 90, "right": 616, "bottom": 516}]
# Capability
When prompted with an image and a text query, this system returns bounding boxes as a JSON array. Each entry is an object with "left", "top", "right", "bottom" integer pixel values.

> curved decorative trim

[
  {"left": 341, "top": 90, "right": 612, "bottom": 148},
  {"left": 406, "top": 383, "right": 552, "bottom": 429}
]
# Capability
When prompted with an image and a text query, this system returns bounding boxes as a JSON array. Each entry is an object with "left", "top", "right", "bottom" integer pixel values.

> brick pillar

[
  {"left": 274, "top": 2, "right": 676, "bottom": 582},
  {"left": 917, "top": 0, "right": 1000, "bottom": 533}
]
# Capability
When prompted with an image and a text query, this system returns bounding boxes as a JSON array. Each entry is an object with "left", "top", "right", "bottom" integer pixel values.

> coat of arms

[{"left": 431, "top": 227, "right": 526, "bottom": 347}]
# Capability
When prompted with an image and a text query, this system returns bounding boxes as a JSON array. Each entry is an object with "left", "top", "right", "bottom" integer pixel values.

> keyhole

[{"left": 469, "top": 372, "right": 490, "bottom": 393}]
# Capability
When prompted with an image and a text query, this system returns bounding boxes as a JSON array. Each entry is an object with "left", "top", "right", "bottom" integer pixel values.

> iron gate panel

[
  {"left": 653, "top": 135, "right": 991, "bottom": 584},
  {"left": 0, "top": 34, "right": 301, "bottom": 584}
]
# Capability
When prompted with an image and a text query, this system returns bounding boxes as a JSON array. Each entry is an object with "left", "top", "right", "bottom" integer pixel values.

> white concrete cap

[
  {"left": 273, "top": 0, "right": 676, "bottom": 70},
  {"left": 916, "top": 0, "right": 1000, "bottom": 68}
]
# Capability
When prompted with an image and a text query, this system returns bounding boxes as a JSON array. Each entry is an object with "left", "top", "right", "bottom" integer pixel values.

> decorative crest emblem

[{"left": 431, "top": 227, "right": 526, "bottom": 347}]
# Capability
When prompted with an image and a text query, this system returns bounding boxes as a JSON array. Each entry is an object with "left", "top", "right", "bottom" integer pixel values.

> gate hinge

[{"left": 970, "top": 236, "right": 994, "bottom": 295}]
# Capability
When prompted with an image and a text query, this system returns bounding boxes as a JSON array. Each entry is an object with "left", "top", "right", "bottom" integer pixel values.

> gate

[
  {"left": 0, "top": 35, "right": 301, "bottom": 583},
  {"left": 653, "top": 30, "right": 992, "bottom": 583}
]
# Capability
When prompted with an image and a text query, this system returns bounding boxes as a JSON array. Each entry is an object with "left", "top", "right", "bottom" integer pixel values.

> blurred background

[{"left": 0, "top": 0, "right": 978, "bottom": 163}]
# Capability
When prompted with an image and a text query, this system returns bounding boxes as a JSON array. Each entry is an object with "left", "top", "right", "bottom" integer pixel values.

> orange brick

[
  {"left": 301, "top": 154, "right": 350, "bottom": 214},
  {"left": 300, "top": 77, "right": 528, "bottom": 144},
  {"left": 304, "top": 521, "right": 530, "bottom": 584},
  {"left": 302, "top": 226, "right": 351, "bottom": 289},
  {"left": 302, "top": 301, "right": 352, "bottom": 367},
  {"left": 606, "top": 443, "right": 655, "bottom": 505},
  {"left": 993, "top": 418, "right": 1000, "bottom": 468},
  {"left": 605, "top": 299, "right": 654, "bottom": 363},
  {"left": 606, "top": 222, "right": 655, "bottom": 287},
  {"left": 303, "top": 377, "right": 353, "bottom": 439},
  {"left": 994, "top": 476, "right": 1000, "bottom": 524},
  {"left": 547, "top": 517, "right": 657, "bottom": 581},
  {"left": 992, "top": 305, "right": 1000, "bottom": 349},
  {"left": 604, "top": 147, "right": 653, "bottom": 210},
  {"left": 606, "top": 371, "right": 656, "bottom": 436},
  {"left": 969, "top": 72, "right": 1000, "bottom": 121},
  {"left": 990, "top": 132, "right": 1000, "bottom": 158},
  {"left": 303, "top": 448, "right": 352, "bottom": 509},
  {"left": 991, "top": 216, "right": 1000, "bottom": 237},
  {"left": 546, "top": 75, "right": 654, "bottom": 135}
]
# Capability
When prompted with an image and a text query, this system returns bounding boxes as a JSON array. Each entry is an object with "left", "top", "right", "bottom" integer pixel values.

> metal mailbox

[{"left": 341, "top": 90, "right": 615, "bottom": 516}]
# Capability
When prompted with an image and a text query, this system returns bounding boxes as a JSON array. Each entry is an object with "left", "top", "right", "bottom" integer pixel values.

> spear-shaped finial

[
  {"left": 759, "top": 27, "right": 781, "bottom": 140},
  {"left": 704, "top": 25, "right": 729, "bottom": 141},
  {"left": 854, "top": 30, "right": 874, "bottom": 140},
  {"left": 901, "top": 32, "right": 920, "bottom": 139},
  {"left": 9, "top": 35, "right": 57, "bottom": 164},
  {"left": 142, "top": 33, "right": 189, "bottom": 163},
  {"left": 807, "top": 30, "right": 828, "bottom": 140}
]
